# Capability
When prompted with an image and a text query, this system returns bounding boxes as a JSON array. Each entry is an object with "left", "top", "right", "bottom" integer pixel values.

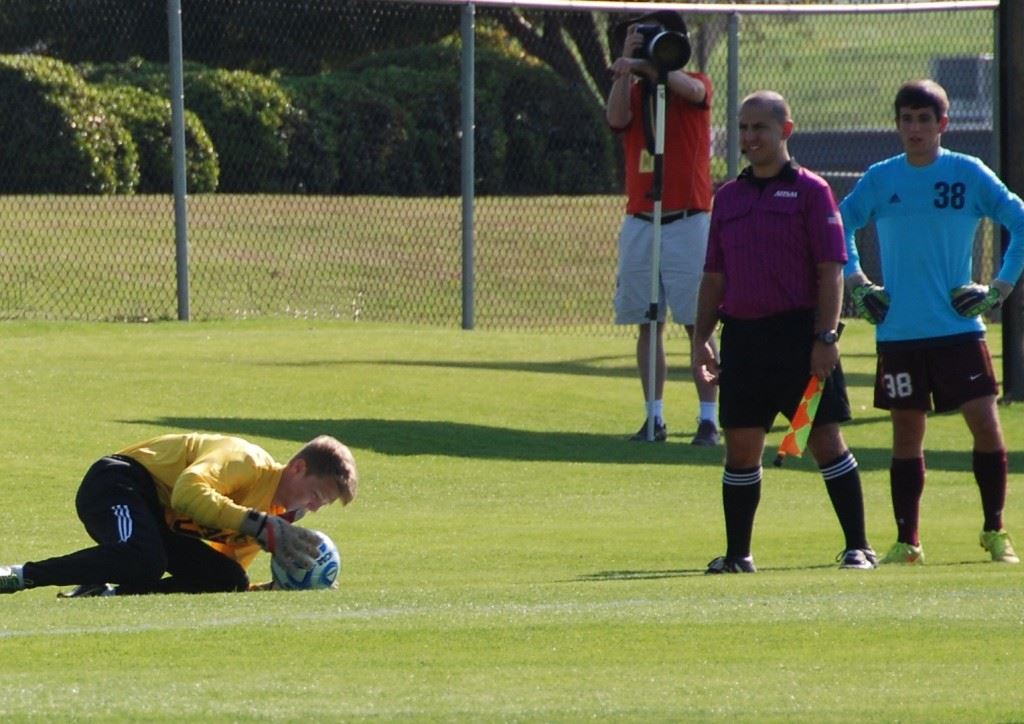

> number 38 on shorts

[
  {"left": 873, "top": 342, "right": 998, "bottom": 413},
  {"left": 883, "top": 372, "right": 913, "bottom": 399}
]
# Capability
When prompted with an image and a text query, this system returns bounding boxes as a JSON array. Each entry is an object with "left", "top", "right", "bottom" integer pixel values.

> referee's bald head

[{"left": 741, "top": 91, "right": 791, "bottom": 126}]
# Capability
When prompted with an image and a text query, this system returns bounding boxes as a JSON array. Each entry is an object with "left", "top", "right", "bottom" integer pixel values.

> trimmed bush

[
  {"left": 79, "top": 57, "right": 168, "bottom": 92},
  {"left": 84, "top": 59, "right": 328, "bottom": 193},
  {"left": 95, "top": 84, "right": 219, "bottom": 193},
  {"left": 73, "top": 47, "right": 617, "bottom": 196},
  {"left": 182, "top": 67, "right": 328, "bottom": 193},
  {"left": 0, "top": 54, "right": 138, "bottom": 194},
  {"left": 284, "top": 74, "right": 411, "bottom": 194},
  {"left": 336, "top": 65, "right": 462, "bottom": 196},
  {"left": 348, "top": 44, "right": 616, "bottom": 195},
  {"left": 498, "top": 62, "right": 616, "bottom": 194},
  {"left": 346, "top": 45, "right": 505, "bottom": 195}
]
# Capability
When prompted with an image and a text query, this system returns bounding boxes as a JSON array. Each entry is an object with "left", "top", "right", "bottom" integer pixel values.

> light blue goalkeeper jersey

[{"left": 841, "top": 148, "right": 1024, "bottom": 345}]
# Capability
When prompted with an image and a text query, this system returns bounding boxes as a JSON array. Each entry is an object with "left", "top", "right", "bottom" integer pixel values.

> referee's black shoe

[
  {"left": 705, "top": 555, "right": 757, "bottom": 574},
  {"left": 629, "top": 418, "right": 667, "bottom": 442}
]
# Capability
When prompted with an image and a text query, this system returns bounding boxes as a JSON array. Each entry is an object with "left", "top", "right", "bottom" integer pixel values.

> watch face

[{"left": 819, "top": 331, "right": 838, "bottom": 344}]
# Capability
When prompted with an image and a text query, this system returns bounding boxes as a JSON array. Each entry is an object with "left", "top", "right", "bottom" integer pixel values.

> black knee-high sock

[
  {"left": 723, "top": 466, "right": 762, "bottom": 559},
  {"left": 973, "top": 449, "right": 1008, "bottom": 532},
  {"left": 820, "top": 451, "right": 868, "bottom": 550}
]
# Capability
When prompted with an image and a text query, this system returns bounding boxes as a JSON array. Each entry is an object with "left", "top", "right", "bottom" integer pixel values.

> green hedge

[
  {"left": 0, "top": 54, "right": 138, "bottom": 194},
  {"left": 95, "top": 84, "right": 219, "bottom": 193},
  {"left": 84, "top": 59, "right": 329, "bottom": 193},
  {"left": 349, "top": 44, "right": 617, "bottom": 195},
  {"left": 182, "top": 67, "right": 326, "bottom": 193},
  {"left": 347, "top": 65, "right": 463, "bottom": 196},
  {"left": 284, "top": 74, "right": 411, "bottom": 194},
  {"left": 498, "top": 62, "right": 617, "bottom": 194},
  {"left": 1, "top": 48, "right": 616, "bottom": 195}
]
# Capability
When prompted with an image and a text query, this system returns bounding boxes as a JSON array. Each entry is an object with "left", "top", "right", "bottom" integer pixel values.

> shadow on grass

[
  {"left": 267, "top": 355, "right": 638, "bottom": 380},
  {"left": 127, "top": 416, "right": 723, "bottom": 466},
  {"left": 264, "top": 356, "right": 879, "bottom": 390},
  {"left": 574, "top": 562, "right": 839, "bottom": 581},
  {"left": 574, "top": 559, "right": 999, "bottom": 581},
  {"left": 572, "top": 568, "right": 705, "bottom": 581},
  {"left": 126, "top": 416, "right": 988, "bottom": 472}
]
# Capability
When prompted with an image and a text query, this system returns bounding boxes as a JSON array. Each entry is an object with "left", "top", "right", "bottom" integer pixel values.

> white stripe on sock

[
  {"left": 723, "top": 467, "right": 762, "bottom": 486},
  {"left": 820, "top": 452, "right": 857, "bottom": 481}
]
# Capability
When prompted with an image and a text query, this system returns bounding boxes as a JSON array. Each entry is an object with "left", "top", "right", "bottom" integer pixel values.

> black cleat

[
  {"left": 57, "top": 583, "right": 116, "bottom": 598},
  {"left": 691, "top": 419, "right": 720, "bottom": 446},
  {"left": 705, "top": 555, "right": 757, "bottom": 574},
  {"left": 629, "top": 419, "right": 667, "bottom": 442},
  {"left": 837, "top": 548, "right": 878, "bottom": 570}
]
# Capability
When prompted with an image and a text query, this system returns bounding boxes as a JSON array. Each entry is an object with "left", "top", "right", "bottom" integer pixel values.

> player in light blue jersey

[{"left": 841, "top": 80, "right": 1024, "bottom": 566}]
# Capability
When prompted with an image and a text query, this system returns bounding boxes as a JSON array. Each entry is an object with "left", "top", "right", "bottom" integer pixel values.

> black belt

[{"left": 632, "top": 209, "right": 705, "bottom": 224}]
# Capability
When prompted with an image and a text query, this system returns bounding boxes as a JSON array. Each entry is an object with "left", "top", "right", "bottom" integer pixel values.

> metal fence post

[
  {"left": 726, "top": 12, "right": 740, "bottom": 179},
  {"left": 167, "top": 0, "right": 190, "bottom": 321},
  {"left": 998, "top": 0, "right": 1024, "bottom": 400},
  {"left": 461, "top": 2, "right": 476, "bottom": 330}
]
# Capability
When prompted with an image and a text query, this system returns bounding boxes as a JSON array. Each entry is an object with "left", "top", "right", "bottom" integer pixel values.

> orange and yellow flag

[{"left": 773, "top": 376, "right": 823, "bottom": 467}]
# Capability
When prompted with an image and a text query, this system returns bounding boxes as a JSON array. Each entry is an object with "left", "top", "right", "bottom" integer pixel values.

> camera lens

[{"left": 648, "top": 32, "right": 690, "bottom": 71}]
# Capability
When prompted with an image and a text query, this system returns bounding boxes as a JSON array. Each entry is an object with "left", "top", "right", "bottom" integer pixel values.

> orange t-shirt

[{"left": 614, "top": 73, "right": 713, "bottom": 215}]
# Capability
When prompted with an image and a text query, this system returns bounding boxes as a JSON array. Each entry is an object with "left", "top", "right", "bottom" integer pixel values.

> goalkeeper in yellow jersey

[{"left": 0, "top": 433, "right": 358, "bottom": 596}]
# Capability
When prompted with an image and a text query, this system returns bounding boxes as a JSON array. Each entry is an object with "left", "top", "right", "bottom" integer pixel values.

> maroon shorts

[{"left": 873, "top": 339, "right": 998, "bottom": 413}]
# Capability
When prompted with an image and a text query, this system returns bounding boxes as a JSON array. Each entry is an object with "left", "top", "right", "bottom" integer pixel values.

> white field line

[{"left": 1, "top": 589, "right": 1011, "bottom": 639}]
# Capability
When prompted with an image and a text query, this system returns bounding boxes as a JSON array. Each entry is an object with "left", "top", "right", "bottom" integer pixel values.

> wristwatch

[{"left": 815, "top": 329, "right": 840, "bottom": 345}]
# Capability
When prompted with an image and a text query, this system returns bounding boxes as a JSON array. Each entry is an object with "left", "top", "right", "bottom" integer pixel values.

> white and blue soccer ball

[{"left": 271, "top": 530, "right": 341, "bottom": 591}]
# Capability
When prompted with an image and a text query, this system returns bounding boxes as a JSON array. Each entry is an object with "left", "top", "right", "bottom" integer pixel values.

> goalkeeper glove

[
  {"left": 241, "top": 511, "right": 320, "bottom": 569},
  {"left": 851, "top": 283, "right": 890, "bottom": 325},
  {"left": 950, "top": 280, "right": 1012, "bottom": 318}
]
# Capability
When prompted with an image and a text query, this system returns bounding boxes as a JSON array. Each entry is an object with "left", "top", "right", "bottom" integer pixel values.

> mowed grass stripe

[{"left": 0, "top": 319, "right": 1021, "bottom": 721}]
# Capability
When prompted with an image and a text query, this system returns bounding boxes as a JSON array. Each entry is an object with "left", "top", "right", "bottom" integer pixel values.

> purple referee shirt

[{"left": 705, "top": 162, "right": 846, "bottom": 320}]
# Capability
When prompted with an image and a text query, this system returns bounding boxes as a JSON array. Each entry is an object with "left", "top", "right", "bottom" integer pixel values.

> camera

[{"left": 631, "top": 23, "right": 691, "bottom": 72}]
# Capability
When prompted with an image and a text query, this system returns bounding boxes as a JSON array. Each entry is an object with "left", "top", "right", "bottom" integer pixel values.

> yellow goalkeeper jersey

[{"left": 118, "top": 433, "right": 287, "bottom": 568}]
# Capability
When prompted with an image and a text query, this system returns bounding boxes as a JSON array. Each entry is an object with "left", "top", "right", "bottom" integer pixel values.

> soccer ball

[{"left": 270, "top": 530, "right": 341, "bottom": 591}]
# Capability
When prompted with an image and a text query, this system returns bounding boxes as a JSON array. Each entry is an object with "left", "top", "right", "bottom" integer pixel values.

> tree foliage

[
  {"left": 0, "top": 2, "right": 738, "bottom": 117},
  {"left": 0, "top": 0, "right": 458, "bottom": 73}
]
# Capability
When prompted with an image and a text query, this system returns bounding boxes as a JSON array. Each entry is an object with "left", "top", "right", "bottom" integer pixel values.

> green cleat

[
  {"left": 0, "top": 566, "right": 25, "bottom": 594},
  {"left": 979, "top": 530, "right": 1020, "bottom": 564},
  {"left": 879, "top": 541, "right": 924, "bottom": 565}
]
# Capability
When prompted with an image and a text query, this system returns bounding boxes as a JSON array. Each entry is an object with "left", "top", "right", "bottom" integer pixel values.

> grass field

[
  {"left": 703, "top": 8, "right": 995, "bottom": 130},
  {"left": 1, "top": 318, "right": 1022, "bottom": 721},
  {"left": 0, "top": 194, "right": 626, "bottom": 327},
  {"left": 0, "top": 191, "right": 999, "bottom": 334}
]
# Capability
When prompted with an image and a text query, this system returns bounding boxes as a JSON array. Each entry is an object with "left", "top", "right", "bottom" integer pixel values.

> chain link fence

[{"left": 0, "top": 1, "right": 999, "bottom": 329}]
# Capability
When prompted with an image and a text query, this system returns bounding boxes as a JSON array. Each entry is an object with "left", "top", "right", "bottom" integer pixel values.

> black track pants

[{"left": 23, "top": 455, "right": 248, "bottom": 594}]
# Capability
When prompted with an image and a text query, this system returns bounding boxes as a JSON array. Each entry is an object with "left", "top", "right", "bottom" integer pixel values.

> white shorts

[{"left": 614, "top": 212, "right": 709, "bottom": 326}]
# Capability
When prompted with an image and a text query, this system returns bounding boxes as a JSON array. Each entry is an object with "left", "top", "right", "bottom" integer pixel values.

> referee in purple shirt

[{"left": 692, "top": 91, "right": 875, "bottom": 573}]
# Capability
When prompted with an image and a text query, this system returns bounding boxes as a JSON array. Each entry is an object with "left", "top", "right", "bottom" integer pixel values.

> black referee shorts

[{"left": 717, "top": 309, "right": 852, "bottom": 431}]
